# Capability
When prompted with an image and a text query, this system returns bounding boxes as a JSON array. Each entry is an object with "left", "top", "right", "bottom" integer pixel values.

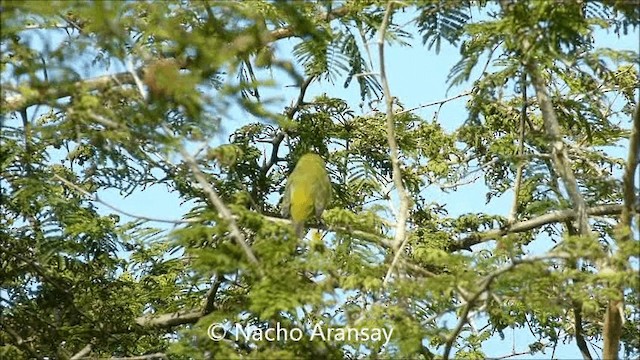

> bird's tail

[{"left": 294, "top": 221, "right": 305, "bottom": 238}]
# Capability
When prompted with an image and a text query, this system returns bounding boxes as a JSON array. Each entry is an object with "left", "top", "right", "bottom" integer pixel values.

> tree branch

[
  {"left": 132, "top": 202, "right": 628, "bottom": 330},
  {"left": 3, "top": 72, "right": 137, "bottom": 113},
  {"left": 259, "top": 75, "right": 316, "bottom": 177},
  {"left": 452, "top": 204, "right": 626, "bottom": 251},
  {"left": 54, "top": 174, "right": 191, "bottom": 224},
  {"left": 2, "top": 324, "right": 39, "bottom": 359},
  {"left": 135, "top": 309, "right": 203, "bottom": 328},
  {"left": 603, "top": 104, "right": 639, "bottom": 360},
  {"left": 202, "top": 275, "right": 223, "bottom": 315},
  {"left": 395, "top": 90, "right": 472, "bottom": 116},
  {"left": 70, "top": 343, "right": 92, "bottom": 360},
  {"left": 166, "top": 125, "right": 260, "bottom": 267},
  {"left": 442, "top": 252, "right": 571, "bottom": 359},
  {"left": 508, "top": 71, "right": 528, "bottom": 223},
  {"left": 573, "top": 297, "right": 593, "bottom": 360},
  {"left": 524, "top": 62, "right": 592, "bottom": 236},
  {"left": 108, "top": 353, "right": 168, "bottom": 360},
  {"left": 377, "top": 1, "right": 411, "bottom": 286},
  {"left": 620, "top": 103, "right": 639, "bottom": 229}
]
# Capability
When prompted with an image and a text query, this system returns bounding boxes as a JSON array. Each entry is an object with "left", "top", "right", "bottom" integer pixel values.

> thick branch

[
  {"left": 620, "top": 104, "right": 639, "bottom": 228},
  {"left": 452, "top": 204, "right": 625, "bottom": 251},
  {"left": 523, "top": 65, "right": 594, "bottom": 359},
  {"left": 70, "top": 344, "right": 92, "bottom": 360},
  {"left": 525, "top": 63, "right": 592, "bottom": 236},
  {"left": 135, "top": 310, "right": 203, "bottom": 328},
  {"left": 603, "top": 104, "right": 639, "bottom": 360},
  {"left": 3, "top": 72, "right": 137, "bottom": 113},
  {"left": 377, "top": 2, "right": 411, "bottom": 286},
  {"left": 603, "top": 300, "right": 624, "bottom": 360}
]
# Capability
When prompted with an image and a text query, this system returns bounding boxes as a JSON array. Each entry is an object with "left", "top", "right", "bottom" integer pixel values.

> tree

[{"left": 1, "top": 1, "right": 638, "bottom": 359}]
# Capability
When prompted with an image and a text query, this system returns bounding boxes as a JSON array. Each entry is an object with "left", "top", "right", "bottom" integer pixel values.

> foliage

[{"left": 1, "top": 1, "right": 638, "bottom": 359}]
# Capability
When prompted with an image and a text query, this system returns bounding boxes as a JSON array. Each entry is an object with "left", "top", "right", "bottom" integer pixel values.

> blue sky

[{"left": 3, "top": 5, "right": 638, "bottom": 359}]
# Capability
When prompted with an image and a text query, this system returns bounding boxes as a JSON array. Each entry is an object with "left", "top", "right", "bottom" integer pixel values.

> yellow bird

[{"left": 281, "top": 153, "right": 332, "bottom": 237}]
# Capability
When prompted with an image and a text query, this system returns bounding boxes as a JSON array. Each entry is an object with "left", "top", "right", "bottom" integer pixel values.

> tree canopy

[{"left": 1, "top": 1, "right": 639, "bottom": 359}]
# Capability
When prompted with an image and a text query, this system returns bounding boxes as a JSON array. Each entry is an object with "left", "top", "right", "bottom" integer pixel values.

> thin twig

[
  {"left": 434, "top": 157, "right": 499, "bottom": 190},
  {"left": 489, "top": 347, "right": 547, "bottom": 360},
  {"left": 396, "top": 90, "right": 472, "bottom": 115},
  {"left": 54, "top": 174, "right": 191, "bottom": 224},
  {"left": 442, "top": 253, "right": 570, "bottom": 359},
  {"left": 260, "top": 75, "right": 316, "bottom": 177},
  {"left": 508, "top": 71, "right": 527, "bottom": 223}
]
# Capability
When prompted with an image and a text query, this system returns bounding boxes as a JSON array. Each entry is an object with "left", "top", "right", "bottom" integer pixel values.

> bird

[{"left": 281, "top": 153, "right": 332, "bottom": 237}]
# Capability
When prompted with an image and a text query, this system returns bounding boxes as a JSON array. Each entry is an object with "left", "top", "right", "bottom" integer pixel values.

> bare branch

[
  {"left": 508, "top": 71, "right": 528, "bottom": 223},
  {"left": 284, "top": 75, "right": 315, "bottom": 119},
  {"left": 166, "top": 127, "right": 260, "bottom": 267},
  {"left": 620, "top": 104, "right": 639, "bottom": 229},
  {"left": 305, "top": 204, "right": 628, "bottom": 255},
  {"left": 70, "top": 344, "right": 92, "bottom": 360},
  {"left": 573, "top": 298, "right": 593, "bottom": 360},
  {"left": 524, "top": 62, "right": 591, "bottom": 236},
  {"left": 377, "top": 1, "right": 411, "bottom": 286},
  {"left": 603, "top": 104, "right": 639, "bottom": 360},
  {"left": 488, "top": 346, "right": 549, "bottom": 360},
  {"left": 202, "top": 276, "right": 223, "bottom": 315},
  {"left": 396, "top": 90, "right": 472, "bottom": 116},
  {"left": 259, "top": 75, "right": 316, "bottom": 177},
  {"left": 54, "top": 174, "right": 191, "bottom": 224},
  {"left": 104, "top": 353, "right": 168, "bottom": 360},
  {"left": 135, "top": 309, "right": 203, "bottom": 328},
  {"left": 434, "top": 157, "right": 500, "bottom": 191},
  {"left": 452, "top": 204, "right": 627, "bottom": 251}
]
